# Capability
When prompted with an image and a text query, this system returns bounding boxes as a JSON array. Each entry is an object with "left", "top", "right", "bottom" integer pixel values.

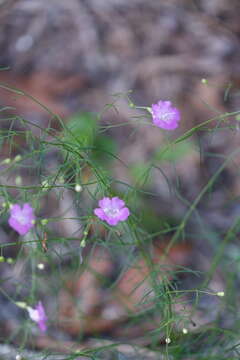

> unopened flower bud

[
  {"left": 165, "top": 337, "right": 171, "bottom": 344},
  {"left": 37, "top": 263, "right": 45, "bottom": 270},
  {"left": 15, "top": 176, "right": 22, "bottom": 186},
  {"left": 41, "top": 219, "right": 48, "bottom": 226},
  {"left": 80, "top": 239, "right": 86, "bottom": 248},
  {"left": 16, "top": 301, "right": 27, "bottom": 309},
  {"left": 75, "top": 184, "right": 82, "bottom": 192},
  {"left": 3, "top": 158, "right": 11, "bottom": 164},
  {"left": 14, "top": 155, "right": 22, "bottom": 162}
]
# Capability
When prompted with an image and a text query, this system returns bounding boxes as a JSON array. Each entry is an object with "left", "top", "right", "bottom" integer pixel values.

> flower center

[
  {"left": 104, "top": 207, "right": 119, "bottom": 218},
  {"left": 14, "top": 213, "right": 28, "bottom": 225},
  {"left": 28, "top": 307, "right": 40, "bottom": 322},
  {"left": 157, "top": 111, "right": 175, "bottom": 123}
]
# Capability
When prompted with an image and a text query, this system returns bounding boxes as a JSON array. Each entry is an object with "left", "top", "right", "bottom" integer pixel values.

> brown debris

[{"left": 58, "top": 242, "right": 192, "bottom": 336}]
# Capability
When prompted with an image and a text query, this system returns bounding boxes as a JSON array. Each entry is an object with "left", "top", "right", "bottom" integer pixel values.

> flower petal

[
  {"left": 106, "top": 217, "right": 120, "bottom": 226},
  {"left": 119, "top": 207, "right": 130, "bottom": 221},
  {"left": 99, "top": 197, "right": 111, "bottom": 209},
  {"left": 8, "top": 217, "right": 29, "bottom": 235},
  {"left": 10, "top": 204, "right": 21, "bottom": 216},
  {"left": 28, "top": 301, "right": 47, "bottom": 333},
  {"left": 94, "top": 208, "right": 106, "bottom": 221},
  {"left": 111, "top": 197, "right": 125, "bottom": 209},
  {"left": 23, "top": 203, "right": 35, "bottom": 215}
]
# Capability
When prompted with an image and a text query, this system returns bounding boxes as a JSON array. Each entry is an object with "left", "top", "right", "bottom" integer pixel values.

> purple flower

[
  {"left": 94, "top": 196, "right": 130, "bottom": 226},
  {"left": 27, "top": 301, "right": 47, "bottom": 333},
  {"left": 8, "top": 203, "right": 35, "bottom": 235},
  {"left": 151, "top": 100, "right": 180, "bottom": 130}
]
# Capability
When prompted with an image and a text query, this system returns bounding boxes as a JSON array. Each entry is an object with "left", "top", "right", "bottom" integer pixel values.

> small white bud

[
  {"left": 3, "top": 158, "right": 11, "bottom": 164},
  {"left": 182, "top": 328, "right": 188, "bottom": 334},
  {"left": 165, "top": 337, "right": 171, "bottom": 344},
  {"left": 37, "top": 263, "right": 45, "bottom": 270},
  {"left": 15, "top": 176, "right": 22, "bottom": 186},
  {"left": 216, "top": 291, "right": 225, "bottom": 297},
  {"left": 41, "top": 219, "right": 48, "bottom": 225},
  {"left": 14, "top": 155, "right": 22, "bottom": 162},
  {"left": 201, "top": 78, "right": 208, "bottom": 84},
  {"left": 80, "top": 239, "right": 86, "bottom": 248},
  {"left": 75, "top": 184, "right": 82, "bottom": 192},
  {"left": 16, "top": 354, "right": 22, "bottom": 360}
]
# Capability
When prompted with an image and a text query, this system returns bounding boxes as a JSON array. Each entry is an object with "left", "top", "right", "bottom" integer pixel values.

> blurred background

[
  {"left": 0, "top": 0, "right": 240, "bottom": 358},
  {"left": 0, "top": 0, "right": 240, "bottom": 241},
  {"left": 1, "top": 0, "right": 240, "bottom": 122}
]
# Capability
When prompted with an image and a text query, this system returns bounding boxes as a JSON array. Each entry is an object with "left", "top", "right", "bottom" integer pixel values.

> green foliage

[
  {"left": 0, "top": 84, "right": 240, "bottom": 360},
  {"left": 155, "top": 140, "right": 196, "bottom": 162},
  {"left": 65, "top": 111, "right": 97, "bottom": 147}
]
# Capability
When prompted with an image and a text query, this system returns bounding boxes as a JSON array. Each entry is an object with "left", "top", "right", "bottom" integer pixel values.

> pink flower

[
  {"left": 94, "top": 196, "right": 130, "bottom": 226},
  {"left": 151, "top": 100, "right": 180, "bottom": 130},
  {"left": 8, "top": 203, "right": 35, "bottom": 236},
  {"left": 27, "top": 301, "right": 47, "bottom": 333}
]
